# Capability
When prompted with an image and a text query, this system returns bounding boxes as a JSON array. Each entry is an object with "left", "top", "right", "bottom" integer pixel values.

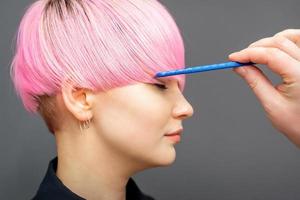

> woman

[
  {"left": 11, "top": 0, "right": 300, "bottom": 199},
  {"left": 10, "top": 0, "right": 193, "bottom": 199}
]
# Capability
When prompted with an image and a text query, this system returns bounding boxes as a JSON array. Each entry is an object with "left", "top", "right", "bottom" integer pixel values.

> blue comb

[{"left": 154, "top": 61, "right": 254, "bottom": 78}]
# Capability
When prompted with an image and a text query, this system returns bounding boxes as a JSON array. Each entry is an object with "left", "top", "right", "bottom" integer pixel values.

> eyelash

[{"left": 154, "top": 83, "right": 168, "bottom": 90}]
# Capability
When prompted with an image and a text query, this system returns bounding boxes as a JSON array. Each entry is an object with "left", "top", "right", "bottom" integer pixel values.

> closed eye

[{"left": 154, "top": 83, "right": 168, "bottom": 90}]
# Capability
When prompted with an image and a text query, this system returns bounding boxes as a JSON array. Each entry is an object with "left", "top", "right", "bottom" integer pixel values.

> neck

[{"left": 54, "top": 128, "right": 139, "bottom": 200}]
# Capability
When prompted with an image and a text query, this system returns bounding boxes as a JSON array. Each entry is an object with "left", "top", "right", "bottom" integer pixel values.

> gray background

[{"left": 1, "top": 0, "right": 300, "bottom": 199}]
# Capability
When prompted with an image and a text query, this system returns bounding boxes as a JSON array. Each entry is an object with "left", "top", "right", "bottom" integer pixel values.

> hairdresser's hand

[{"left": 228, "top": 29, "right": 300, "bottom": 148}]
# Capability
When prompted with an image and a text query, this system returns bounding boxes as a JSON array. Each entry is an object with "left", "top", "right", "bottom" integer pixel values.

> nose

[{"left": 172, "top": 93, "right": 194, "bottom": 120}]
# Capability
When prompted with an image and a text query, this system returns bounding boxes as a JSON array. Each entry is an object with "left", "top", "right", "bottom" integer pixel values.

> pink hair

[{"left": 10, "top": 0, "right": 186, "bottom": 113}]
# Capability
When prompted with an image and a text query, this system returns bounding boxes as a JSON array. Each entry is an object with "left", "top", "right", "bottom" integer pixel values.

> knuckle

[
  {"left": 275, "top": 29, "right": 296, "bottom": 37},
  {"left": 284, "top": 29, "right": 297, "bottom": 34},
  {"left": 266, "top": 48, "right": 284, "bottom": 60},
  {"left": 249, "top": 78, "right": 259, "bottom": 90},
  {"left": 248, "top": 38, "right": 265, "bottom": 47},
  {"left": 273, "top": 35, "right": 288, "bottom": 48}
]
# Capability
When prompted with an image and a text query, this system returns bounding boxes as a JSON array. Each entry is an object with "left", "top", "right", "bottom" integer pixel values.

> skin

[
  {"left": 49, "top": 28, "right": 300, "bottom": 200},
  {"left": 229, "top": 29, "right": 300, "bottom": 148},
  {"left": 54, "top": 77, "right": 194, "bottom": 200}
]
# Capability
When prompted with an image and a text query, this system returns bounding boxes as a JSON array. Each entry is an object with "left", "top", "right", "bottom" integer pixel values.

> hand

[{"left": 228, "top": 29, "right": 300, "bottom": 148}]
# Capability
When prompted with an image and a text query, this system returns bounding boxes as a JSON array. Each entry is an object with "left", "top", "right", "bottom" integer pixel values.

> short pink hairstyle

[{"left": 10, "top": 0, "right": 186, "bottom": 125}]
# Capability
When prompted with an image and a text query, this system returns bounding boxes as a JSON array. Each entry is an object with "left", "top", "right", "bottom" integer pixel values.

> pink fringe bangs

[{"left": 10, "top": 0, "right": 186, "bottom": 112}]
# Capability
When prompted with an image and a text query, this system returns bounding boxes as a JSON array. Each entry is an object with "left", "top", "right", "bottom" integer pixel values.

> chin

[{"left": 151, "top": 146, "right": 177, "bottom": 167}]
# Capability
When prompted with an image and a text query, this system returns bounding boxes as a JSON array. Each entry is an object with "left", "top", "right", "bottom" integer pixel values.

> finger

[
  {"left": 249, "top": 36, "right": 300, "bottom": 61},
  {"left": 229, "top": 47, "right": 300, "bottom": 82},
  {"left": 274, "top": 29, "right": 300, "bottom": 47},
  {"left": 232, "top": 65, "right": 284, "bottom": 114}
]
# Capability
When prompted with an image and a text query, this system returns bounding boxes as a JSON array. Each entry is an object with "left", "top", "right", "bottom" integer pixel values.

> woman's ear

[{"left": 61, "top": 82, "right": 94, "bottom": 122}]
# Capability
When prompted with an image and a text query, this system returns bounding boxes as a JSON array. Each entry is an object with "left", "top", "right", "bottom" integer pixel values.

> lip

[{"left": 165, "top": 128, "right": 183, "bottom": 136}]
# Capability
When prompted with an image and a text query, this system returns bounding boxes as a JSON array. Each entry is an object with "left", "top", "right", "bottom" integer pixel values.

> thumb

[{"left": 232, "top": 65, "right": 284, "bottom": 114}]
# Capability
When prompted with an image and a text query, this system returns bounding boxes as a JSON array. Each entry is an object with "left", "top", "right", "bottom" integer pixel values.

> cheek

[
  {"left": 92, "top": 86, "right": 172, "bottom": 160},
  {"left": 98, "top": 94, "right": 169, "bottom": 141}
]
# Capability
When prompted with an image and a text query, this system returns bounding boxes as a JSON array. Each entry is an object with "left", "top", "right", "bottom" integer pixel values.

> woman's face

[{"left": 92, "top": 77, "right": 194, "bottom": 169}]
